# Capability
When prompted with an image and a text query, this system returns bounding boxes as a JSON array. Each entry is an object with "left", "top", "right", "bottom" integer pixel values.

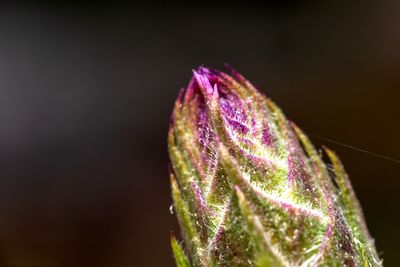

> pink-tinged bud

[{"left": 168, "top": 66, "right": 381, "bottom": 266}]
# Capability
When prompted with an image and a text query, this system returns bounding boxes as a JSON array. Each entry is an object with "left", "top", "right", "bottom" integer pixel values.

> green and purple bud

[{"left": 168, "top": 66, "right": 381, "bottom": 267}]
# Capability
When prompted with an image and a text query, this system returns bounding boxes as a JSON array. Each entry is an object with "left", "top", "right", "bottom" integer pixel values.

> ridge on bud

[{"left": 168, "top": 66, "right": 381, "bottom": 267}]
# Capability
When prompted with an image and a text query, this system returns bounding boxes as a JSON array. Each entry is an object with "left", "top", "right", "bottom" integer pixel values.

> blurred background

[{"left": 0, "top": 1, "right": 399, "bottom": 266}]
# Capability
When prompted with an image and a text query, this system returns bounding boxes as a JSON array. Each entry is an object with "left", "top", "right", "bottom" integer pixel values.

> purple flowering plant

[{"left": 168, "top": 66, "right": 381, "bottom": 267}]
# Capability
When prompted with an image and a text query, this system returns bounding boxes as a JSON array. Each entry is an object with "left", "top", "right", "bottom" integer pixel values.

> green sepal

[
  {"left": 171, "top": 174, "right": 210, "bottom": 266},
  {"left": 171, "top": 236, "right": 191, "bottom": 267},
  {"left": 325, "top": 148, "right": 382, "bottom": 266},
  {"left": 235, "top": 186, "right": 287, "bottom": 267}
]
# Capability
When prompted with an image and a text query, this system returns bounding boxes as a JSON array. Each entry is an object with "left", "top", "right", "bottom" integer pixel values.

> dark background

[{"left": 0, "top": 1, "right": 399, "bottom": 266}]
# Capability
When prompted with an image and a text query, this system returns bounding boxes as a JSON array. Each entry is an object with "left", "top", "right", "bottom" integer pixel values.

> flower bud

[{"left": 168, "top": 66, "right": 381, "bottom": 266}]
